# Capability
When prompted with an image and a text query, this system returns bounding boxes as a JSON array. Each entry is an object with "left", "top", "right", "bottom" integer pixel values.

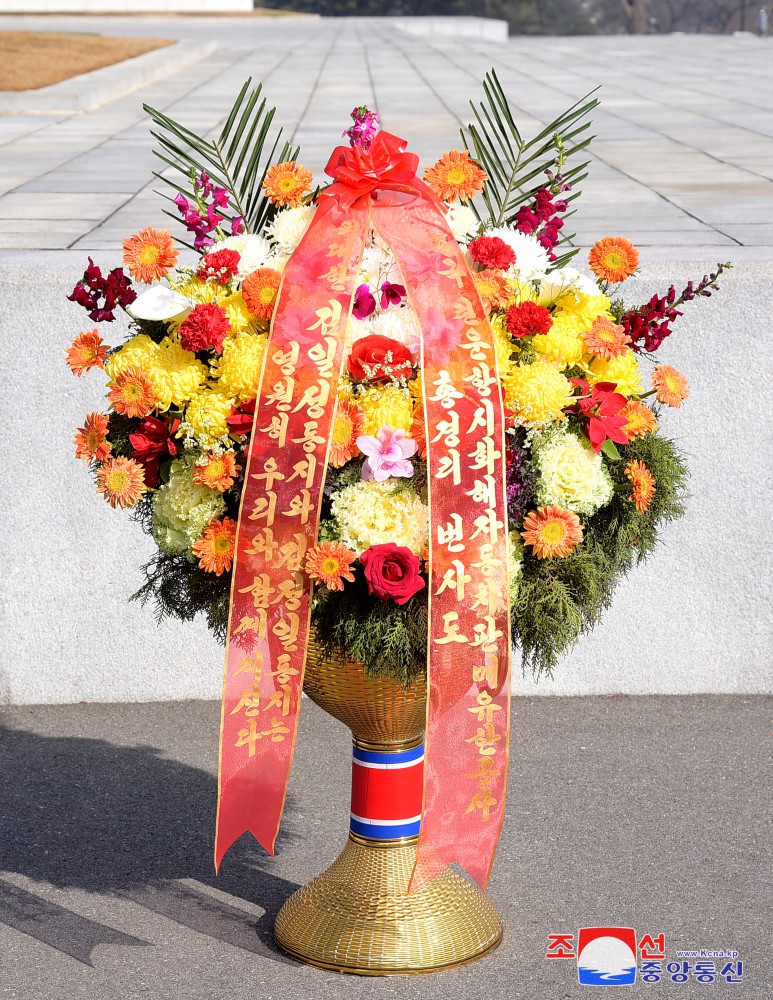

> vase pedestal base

[{"left": 274, "top": 835, "right": 502, "bottom": 975}]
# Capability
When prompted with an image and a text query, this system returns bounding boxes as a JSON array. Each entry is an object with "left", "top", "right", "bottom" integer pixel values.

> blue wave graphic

[{"left": 578, "top": 966, "right": 637, "bottom": 985}]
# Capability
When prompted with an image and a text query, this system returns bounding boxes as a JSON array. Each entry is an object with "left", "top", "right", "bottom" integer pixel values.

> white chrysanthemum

[
  {"left": 359, "top": 244, "right": 400, "bottom": 287},
  {"left": 538, "top": 266, "right": 601, "bottom": 306},
  {"left": 486, "top": 226, "right": 551, "bottom": 282},
  {"left": 217, "top": 233, "right": 277, "bottom": 279},
  {"left": 331, "top": 480, "right": 428, "bottom": 555},
  {"left": 445, "top": 203, "right": 479, "bottom": 243},
  {"left": 265, "top": 205, "right": 315, "bottom": 255},
  {"left": 366, "top": 306, "right": 421, "bottom": 354},
  {"left": 533, "top": 427, "right": 613, "bottom": 516}
]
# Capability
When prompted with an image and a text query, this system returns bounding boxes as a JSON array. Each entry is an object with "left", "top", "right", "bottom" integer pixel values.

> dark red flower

[
  {"left": 468, "top": 235, "right": 516, "bottom": 271},
  {"left": 178, "top": 302, "right": 231, "bottom": 355},
  {"left": 571, "top": 379, "right": 630, "bottom": 453},
  {"left": 129, "top": 416, "right": 180, "bottom": 488},
  {"left": 197, "top": 248, "right": 241, "bottom": 284},
  {"left": 68, "top": 257, "right": 136, "bottom": 323},
  {"left": 380, "top": 281, "right": 406, "bottom": 309},
  {"left": 347, "top": 334, "right": 413, "bottom": 383},
  {"left": 360, "top": 543, "right": 425, "bottom": 605},
  {"left": 505, "top": 301, "right": 553, "bottom": 339}
]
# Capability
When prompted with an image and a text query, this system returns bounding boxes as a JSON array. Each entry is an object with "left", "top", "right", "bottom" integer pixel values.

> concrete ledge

[
  {"left": 380, "top": 16, "right": 509, "bottom": 43},
  {"left": 0, "top": 252, "right": 770, "bottom": 703},
  {"left": 0, "top": 39, "right": 218, "bottom": 115},
  {"left": 3, "top": 0, "right": 253, "bottom": 9}
]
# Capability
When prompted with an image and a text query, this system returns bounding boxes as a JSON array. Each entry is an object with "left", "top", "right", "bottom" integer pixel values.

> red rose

[
  {"left": 468, "top": 235, "right": 516, "bottom": 271},
  {"left": 360, "top": 543, "right": 425, "bottom": 605},
  {"left": 178, "top": 302, "right": 230, "bottom": 354},
  {"left": 505, "top": 301, "right": 552, "bottom": 339},
  {"left": 347, "top": 335, "right": 413, "bottom": 383}
]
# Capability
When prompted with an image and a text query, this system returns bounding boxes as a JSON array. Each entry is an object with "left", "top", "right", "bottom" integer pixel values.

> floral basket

[{"left": 66, "top": 75, "right": 727, "bottom": 974}]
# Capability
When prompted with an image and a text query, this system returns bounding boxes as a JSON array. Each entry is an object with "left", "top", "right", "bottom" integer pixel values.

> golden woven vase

[{"left": 273, "top": 641, "right": 503, "bottom": 974}]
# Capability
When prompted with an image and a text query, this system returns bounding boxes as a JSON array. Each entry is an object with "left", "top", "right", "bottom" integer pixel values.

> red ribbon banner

[{"left": 216, "top": 132, "right": 512, "bottom": 892}]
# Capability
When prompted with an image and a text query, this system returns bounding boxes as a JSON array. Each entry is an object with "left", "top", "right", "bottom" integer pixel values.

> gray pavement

[
  {"left": 1, "top": 695, "right": 770, "bottom": 998},
  {"left": 0, "top": 17, "right": 772, "bottom": 258}
]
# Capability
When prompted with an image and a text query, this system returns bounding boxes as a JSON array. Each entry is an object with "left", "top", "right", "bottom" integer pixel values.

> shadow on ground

[{"left": 0, "top": 723, "right": 300, "bottom": 965}]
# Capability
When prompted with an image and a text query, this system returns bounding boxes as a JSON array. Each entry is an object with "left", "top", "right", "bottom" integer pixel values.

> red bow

[{"left": 323, "top": 131, "right": 421, "bottom": 208}]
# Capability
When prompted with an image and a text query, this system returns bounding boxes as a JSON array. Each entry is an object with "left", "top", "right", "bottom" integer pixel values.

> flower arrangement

[{"left": 66, "top": 76, "right": 728, "bottom": 679}]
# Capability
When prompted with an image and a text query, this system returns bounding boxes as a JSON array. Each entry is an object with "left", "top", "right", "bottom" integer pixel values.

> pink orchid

[
  {"left": 353, "top": 283, "right": 377, "bottom": 320},
  {"left": 357, "top": 426, "right": 417, "bottom": 482}
]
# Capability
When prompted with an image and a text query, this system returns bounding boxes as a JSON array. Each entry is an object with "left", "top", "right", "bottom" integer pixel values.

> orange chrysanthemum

[
  {"left": 262, "top": 160, "right": 313, "bottom": 208},
  {"left": 305, "top": 542, "right": 357, "bottom": 591},
  {"left": 66, "top": 329, "right": 110, "bottom": 376},
  {"left": 108, "top": 366, "right": 157, "bottom": 418},
  {"left": 588, "top": 236, "right": 639, "bottom": 283},
  {"left": 96, "top": 456, "right": 146, "bottom": 509},
  {"left": 474, "top": 268, "right": 511, "bottom": 313},
  {"left": 424, "top": 149, "right": 487, "bottom": 203},
  {"left": 242, "top": 267, "right": 282, "bottom": 320},
  {"left": 192, "top": 451, "right": 240, "bottom": 492},
  {"left": 521, "top": 505, "right": 583, "bottom": 560},
  {"left": 652, "top": 365, "right": 689, "bottom": 408},
  {"left": 329, "top": 397, "right": 364, "bottom": 468},
  {"left": 74, "top": 412, "right": 111, "bottom": 463},
  {"left": 582, "top": 315, "right": 631, "bottom": 360},
  {"left": 625, "top": 459, "right": 656, "bottom": 513},
  {"left": 192, "top": 517, "right": 237, "bottom": 575},
  {"left": 123, "top": 226, "right": 178, "bottom": 283},
  {"left": 621, "top": 399, "right": 659, "bottom": 439}
]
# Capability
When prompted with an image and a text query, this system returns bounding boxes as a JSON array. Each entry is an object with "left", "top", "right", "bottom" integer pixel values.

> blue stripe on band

[
  {"left": 350, "top": 817, "right": 422, "bottom": 840},
  {"left": 352, "top": 743, "right": 425, "bottom": 766}
]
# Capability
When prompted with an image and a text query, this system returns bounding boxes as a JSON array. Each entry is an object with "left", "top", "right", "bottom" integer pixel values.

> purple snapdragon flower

[
  {"left": 357, "top": 427, "right": 417, "bottom": 482},
  {"left": 343, "top": 106, "right": 381, "bottom": 151}
]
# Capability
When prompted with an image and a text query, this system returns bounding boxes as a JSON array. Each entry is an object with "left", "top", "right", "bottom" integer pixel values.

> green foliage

[
  {"left": 461, "top": 69, "right": 598, "bottom": 264},
  {"left": 131, "top": 550, "right": 232, "bottom": 642},
  {"left": 311, "top": 572, "right": 428, "bottom": 685},
  {"left": 512, "top": 432, "right": 689, "bottom": 677},
  {"left": 106, "top": 412, "right": 139, "bottom": 458},
  {"left": 144, "top": 78, "right": 298, "bottom": 239}
]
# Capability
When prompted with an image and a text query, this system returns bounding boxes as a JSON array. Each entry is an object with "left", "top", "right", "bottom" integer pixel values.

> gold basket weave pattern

[{"left": 273, "top": 640, "right": 503, "bottom": 974}]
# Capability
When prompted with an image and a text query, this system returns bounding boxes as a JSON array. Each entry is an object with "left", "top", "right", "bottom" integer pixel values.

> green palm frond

[
  {"left": 462, "top": 69, "right": 599, "bottom": 258},
  {"left": 144, "top": 78, "right": 298, "bottom": 238}
]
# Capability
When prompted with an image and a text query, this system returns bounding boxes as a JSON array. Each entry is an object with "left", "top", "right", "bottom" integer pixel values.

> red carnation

[
  {"left": 347, "top": 335, "right": 414, "bottom": 383},
  {"left": 505, "top": 301, "right": 553, "bottom": 339},
  {"left": 360, "top": 543, "right": 425, "bottom": 605},
  {"left": 129, "top": 416, "right": 180, "bottom": 488},
  {"left": 468, "top": 235, "right": 516, "bottom": 272},
  {"left": 178, "top": 302, "right": 231, "bottom": 355},
  {"left": 197, "top": 248, "right": 241, "bottom": 285}
]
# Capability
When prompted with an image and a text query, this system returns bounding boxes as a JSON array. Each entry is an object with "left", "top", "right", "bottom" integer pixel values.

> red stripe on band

[{"left": 350, "top": 757, "right": 425, "bottom": 823}]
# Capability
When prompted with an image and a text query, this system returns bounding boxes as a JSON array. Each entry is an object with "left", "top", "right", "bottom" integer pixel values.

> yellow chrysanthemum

[
  {"left": 220, "top": 291, "right": 261, "bottom": 335},
  {"left": 150, "top": 337, "right": 209, "bottom": 410},
  {"left": 169, "top": 274, "right": 220, "bottom": 306},
  {"left": 210, "top": 331, "right": 267, "bottom": 404},
  {"left": 104, "top": 333, "right": 157, "bottom": 379},
  {"left": 490, "top": 313, "right": 517, "bottom": 374},
  {"left": 554, "top": 292, "right": 614, "bottom": 328},
  {"left": 358, "top": 384, "right": 414, "bottom": 436},
  {"left": 501, "top": 359, "right": 573, "bottom": 427},
  {"left": 532, "top": 313, "right": 586, "bottom": 368},
  {"left": 588, "top": 349, "right": 644, "bottom": 398},
  {"left": 182, "top": 390, "right": 235, "bottom": 446}
]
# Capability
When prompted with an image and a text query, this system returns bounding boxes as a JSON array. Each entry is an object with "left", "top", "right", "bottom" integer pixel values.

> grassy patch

[{"left": 0, "top": 31, "right": 173, "bottom": 92}]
